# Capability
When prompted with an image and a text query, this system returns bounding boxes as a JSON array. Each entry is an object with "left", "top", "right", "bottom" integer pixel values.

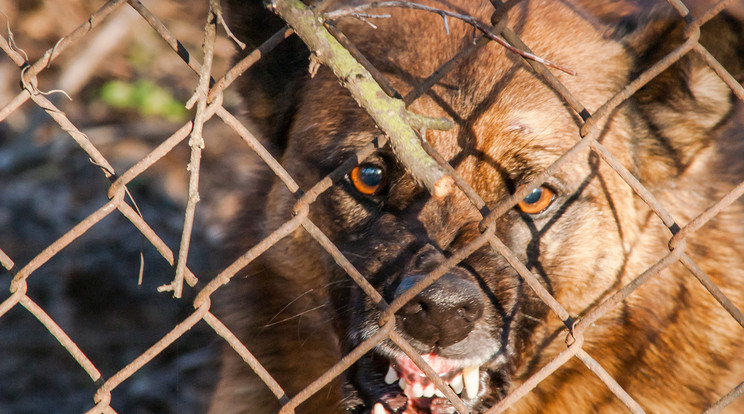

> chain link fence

[{"left": 1, "top": 0, "right": 743, "bottom": 413}]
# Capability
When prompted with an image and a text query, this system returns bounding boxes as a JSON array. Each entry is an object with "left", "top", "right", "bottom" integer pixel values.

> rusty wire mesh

[{"left": 1, "top": 0, "right": 743, "bottom": 413}]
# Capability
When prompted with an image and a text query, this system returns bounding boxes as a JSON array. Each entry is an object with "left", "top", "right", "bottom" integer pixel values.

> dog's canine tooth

[
  {"left": 411, "top": 382, "right": 424, "bottom": 398},
  {"left": 373, "top": 402, "right": 388, "bottom": 414},
  {"left": 423, "top": 383, "right": 435, "bottom": 398},
  {"left": 384, "top": 365, "right": 398, "bottom": 385},
  {"left": 449, "top": 373, "right": 464, "bottom": 394},
  {"left": 463, "top": 365, "right": 479, "bottom": 399},
  {"left": 398, "top": 377, "right": 406, "bottom": 391}
]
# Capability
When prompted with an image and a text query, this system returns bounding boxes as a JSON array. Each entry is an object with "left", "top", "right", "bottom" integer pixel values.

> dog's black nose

[{"left": 395, "top": 274, "right": 483, "bottom": 348}]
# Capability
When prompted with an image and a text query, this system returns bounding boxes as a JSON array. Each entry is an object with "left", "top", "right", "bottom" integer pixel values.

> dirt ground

[{"left": 0, "top": 1, "right": 256, "bottom": 412}]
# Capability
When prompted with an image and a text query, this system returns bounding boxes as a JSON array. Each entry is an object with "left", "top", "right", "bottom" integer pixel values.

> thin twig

[
  {"left": 167, "top": 0, "right": 219, "bottom": 298},
  {"left": 214, "top": 5, "right": 246, "bottom": 49},
  {"left": 325, "top": 1, "right": 577, "bottom": 75}
]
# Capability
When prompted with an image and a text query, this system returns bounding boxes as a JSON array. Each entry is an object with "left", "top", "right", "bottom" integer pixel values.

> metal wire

[{"left": 1, "top": 0, "right": 742, "bottom": 413}]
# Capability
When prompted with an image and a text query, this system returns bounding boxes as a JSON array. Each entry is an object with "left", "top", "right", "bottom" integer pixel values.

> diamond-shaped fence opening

[{"left": 1, "top": 0, "right": 743, "bottom": 413}]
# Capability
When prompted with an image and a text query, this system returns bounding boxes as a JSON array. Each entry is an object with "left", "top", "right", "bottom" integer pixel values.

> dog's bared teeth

[
  {"left": 462, "top": 365, "right": 480, "bottom": 399},
  {"left": 410, "top": 382, "right": 424, "bottom": 398},
  {"left": 449, "top": 373, "right": 464, "bottom": 394},
  {"left": 373, "top": 402, "right": 388, "bottom": 414},
  {"left": 398, "top": 377, "right": 406, "bottom": 391},
  {"left": 423, "top": 383, "right": 435, "bottom": 398},
  {"left": 434, "top": 387, "right": 445, "bottom": 398},
  {"left": 384, "top": 365, "right": 398, "bottom": 385}
]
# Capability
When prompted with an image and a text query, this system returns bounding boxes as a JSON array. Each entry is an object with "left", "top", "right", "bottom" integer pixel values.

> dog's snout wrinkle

[{"left": 395, "top": 274, "right": 484, "bottom": 348}]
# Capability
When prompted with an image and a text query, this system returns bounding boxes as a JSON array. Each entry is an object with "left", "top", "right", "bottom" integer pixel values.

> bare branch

[
  {"left": 325, "top": 1, "right": 577, "bottom": 75},
  {"left": 166, "top": 0, "right": 220, "bottom": 298}
]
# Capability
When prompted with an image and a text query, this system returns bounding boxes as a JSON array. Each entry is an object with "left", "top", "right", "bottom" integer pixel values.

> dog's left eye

[
  {"left": 518, "top": 186, "right": 555, "bottom": 214},
  {"left": 349, "top": 164, "right": 386, "bottom": 195}
]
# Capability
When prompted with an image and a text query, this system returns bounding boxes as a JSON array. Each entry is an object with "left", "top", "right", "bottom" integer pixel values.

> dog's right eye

[
  {"left": 518, "top": 186, "right": 555, "bottom": 214},
  {"left": 349, "top": 164, "right": 386, "bottom": 195}
]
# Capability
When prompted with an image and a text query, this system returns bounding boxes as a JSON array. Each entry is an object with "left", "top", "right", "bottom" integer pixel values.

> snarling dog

[{"left": 210, "top": 0, "right": 744, "bottom": 412}]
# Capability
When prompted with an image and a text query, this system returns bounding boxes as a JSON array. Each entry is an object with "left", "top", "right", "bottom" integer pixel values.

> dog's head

[{"left": 224, "top": 0, "right": 743, "bottom": 412}]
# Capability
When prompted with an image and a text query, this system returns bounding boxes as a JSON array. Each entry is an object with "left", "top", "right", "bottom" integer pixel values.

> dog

[{"left": 209, "top": 0, "right": 744, "bottom": 412}]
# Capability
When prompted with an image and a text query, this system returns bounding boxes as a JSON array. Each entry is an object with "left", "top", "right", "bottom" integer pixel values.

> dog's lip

[{"left": 371, "top": 353, "right": 483, "bottom": 413}]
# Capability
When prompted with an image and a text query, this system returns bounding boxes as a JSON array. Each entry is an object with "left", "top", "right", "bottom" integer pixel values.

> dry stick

[
  {"left": 168, "top": 1, "right": 219, "bottom": 299},
  {"left": 268, "top": 0, "right": 455, "bottom": 199},
  {"left": 325, "top": 1, "right": 576, "bottom": 76}
]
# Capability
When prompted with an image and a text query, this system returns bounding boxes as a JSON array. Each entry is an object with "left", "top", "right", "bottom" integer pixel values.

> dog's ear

[
  {"left": 223, "top": 0, "right": 314, "bottom": 153},
  {"left": 614, "top": 4, "right": 743, "bottom": 180}
]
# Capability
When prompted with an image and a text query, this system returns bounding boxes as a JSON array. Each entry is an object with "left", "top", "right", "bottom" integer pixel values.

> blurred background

[{"left": 0, "top": 0, "right": 255, "bottom": 412}]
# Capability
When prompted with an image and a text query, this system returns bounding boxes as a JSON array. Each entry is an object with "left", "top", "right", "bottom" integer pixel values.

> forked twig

[
  {"left": 165, "top": 0, "right": 220, "bottom": 298},
  {"left": 325, "top": 1, "right": 577, "bottom": 75}
]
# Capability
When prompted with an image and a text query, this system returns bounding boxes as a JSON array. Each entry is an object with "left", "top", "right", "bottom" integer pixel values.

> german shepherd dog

[{"left": 210, "top": 0, "right": 744, "bottom": 412}]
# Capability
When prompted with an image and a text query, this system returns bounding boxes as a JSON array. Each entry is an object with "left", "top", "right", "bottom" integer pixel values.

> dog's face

[{"left": 220, "top": 0, "right": 744, "bottom": 413}]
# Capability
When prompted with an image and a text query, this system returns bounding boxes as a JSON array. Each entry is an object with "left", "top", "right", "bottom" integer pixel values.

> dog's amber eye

[
  {"left": 350, "top": 164, "right": 386, "bottom": 195},
  {"left": 518, "top": 186, "right": 554, "bottom": 214}
]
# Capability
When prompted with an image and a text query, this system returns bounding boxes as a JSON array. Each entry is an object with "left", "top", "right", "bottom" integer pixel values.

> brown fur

[{"left": 210, "top": 1, "right": 744, "bottom": 413}]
